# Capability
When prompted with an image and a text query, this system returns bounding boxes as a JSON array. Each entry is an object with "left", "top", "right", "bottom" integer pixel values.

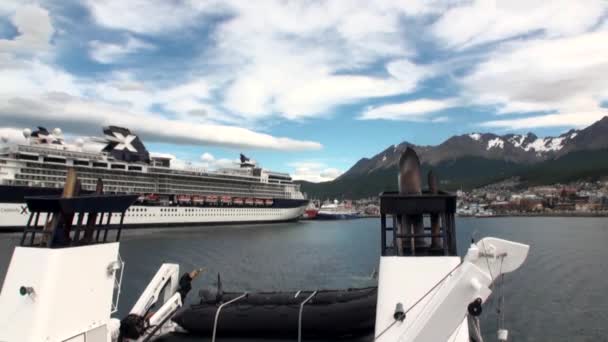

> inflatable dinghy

[{"left": 173, "top": 286, "right": 377, "bottom": 338}]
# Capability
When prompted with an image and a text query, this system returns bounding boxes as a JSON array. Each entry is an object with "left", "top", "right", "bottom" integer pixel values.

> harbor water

[{"left": 1, "top": 217, "right": 607, "bottom": 341}]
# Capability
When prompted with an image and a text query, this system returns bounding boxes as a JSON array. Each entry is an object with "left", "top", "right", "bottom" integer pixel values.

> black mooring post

[
  {"left": 31, "top": 211, "right": 41, "bottom": 246},
  {"left": 21, "top": 212, "right": 35, "bottom": 246},
  {"left": 449, "top": 214, "right": 457, "bottom": 255},
  {"left": 392, "top": 214, "right": 403, "bottom": 255},
  {"left": 73, "top": 212, "right": 85, "bottom": 245},
  {"left": 102, "top": 213, "right": 112, "bottom": 242},
  {"left": 95, "top": 213, "right": 104, "bottom": 242},
  {"left": 440, "top": 213, "right": 449, "bottom": 256},
  {"left": 115, "top": 212, "right": 125, "bottom": 241},
  {"left": 380, "top": 214, "right": 387, "bottom": 256}
]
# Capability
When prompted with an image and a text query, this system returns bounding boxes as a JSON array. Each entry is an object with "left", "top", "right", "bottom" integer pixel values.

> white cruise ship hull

[{"left": 0, "top": 202, "right": 307, "bottom": 231}]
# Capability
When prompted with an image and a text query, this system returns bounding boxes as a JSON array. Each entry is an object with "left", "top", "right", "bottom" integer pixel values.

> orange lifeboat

[
  {"left": 192, "top": 195, "right": 204, "bottom": 205},
  {"left": 205, "top": 195, "right": 218, "bottom": 204},
  {"left": 176, "top": 194, "right": 192, "bottom": 204}
]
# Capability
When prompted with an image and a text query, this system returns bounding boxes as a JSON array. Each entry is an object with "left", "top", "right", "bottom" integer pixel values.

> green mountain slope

[
  {"left": 298, "top": 149, "right": 608, "bottom": 200},
  {"left": 520, "top": 149, "right": 608, "bottom": 185},
  {"left": 298, "top": 157, "right": 524, "bottom": 199}
]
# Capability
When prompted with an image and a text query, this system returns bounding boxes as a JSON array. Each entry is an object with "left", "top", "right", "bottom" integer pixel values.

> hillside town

[
  {"left": 308, "top": 179, "right": 608, "bottom": 218},
  {"left": 456, "top": 180, "right": 608, "bottom": 217}
]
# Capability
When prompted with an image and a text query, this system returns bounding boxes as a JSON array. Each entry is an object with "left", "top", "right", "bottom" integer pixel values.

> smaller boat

[
  {"left": 233, "top": 197, "right": 244, "bottom": 205},
  {"left": 173, "top": 285, "right": 377, "bottom": 338},
  {"left": 475, "top": 209, "right": 495, "bottom": 218},
  {"left": 302, "top": 202, "right": 319, "bottom": 219},
  {"left": 205, "top": 195, "right": 218, "bottom": 205},
  {"left": 254, "top": 198, "right": 265, "bottom": 206},
  {"left": 244, "top": 198, "right": 254, "bottom": 206},
  {"left": 264, "top": 198, "right": 273, "bottom": 206},
  {"left": 220, "top": 196, "right": 232, "bottom": 205},
  {"left": 317, "top": 200, "right": 359, "bottom": 220}
]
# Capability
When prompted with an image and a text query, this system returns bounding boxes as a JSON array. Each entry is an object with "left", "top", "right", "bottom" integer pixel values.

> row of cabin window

[{"left": 124, "top": 208, "right": 285, "bottom": 217}]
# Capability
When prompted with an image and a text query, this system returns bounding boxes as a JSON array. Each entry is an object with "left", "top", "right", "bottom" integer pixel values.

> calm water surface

[{"left": 1, "top": 217, "right": 607, "bottom": 341}]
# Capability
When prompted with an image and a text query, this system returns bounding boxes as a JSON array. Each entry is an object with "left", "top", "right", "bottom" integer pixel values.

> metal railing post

[
  {"left": 212, "top": 292, "right": 248, "bottom": 342},
  {"left": 298, "top": 291, "right": 317, "bottom": 342}
]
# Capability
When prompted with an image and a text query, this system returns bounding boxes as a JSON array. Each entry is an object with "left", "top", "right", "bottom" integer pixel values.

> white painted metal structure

[
  {"left": 0, "top": 242, "right": 190, "bottom": 342},
  {"left": 0, "top": 243, "right": 121, "bottom": 342},
  {"left": 374, "top": 237, "right": 529, "bottom": 342}
]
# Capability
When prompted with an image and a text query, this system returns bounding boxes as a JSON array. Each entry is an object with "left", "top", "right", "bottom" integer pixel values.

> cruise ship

[{"left": 0, "top": 126, "right": 308, "bottom": 231}]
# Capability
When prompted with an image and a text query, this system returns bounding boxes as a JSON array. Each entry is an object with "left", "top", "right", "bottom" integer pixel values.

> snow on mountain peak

[
  {"left": 508, "top": 135, "right": 526, "bottom": 148},
  {"left": 524, "top": 137, "right": 564, "bottom": 152},
  {"left": 487, "top": 137, "right": 504, "bottom": 150},
  {"left": 469, "top": 133, "right": 481, "bottom": 141}
]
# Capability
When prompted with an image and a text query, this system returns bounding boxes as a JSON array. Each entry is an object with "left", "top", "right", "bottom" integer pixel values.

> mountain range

[{"left": 298, "top": 116, "right": 608, "bottom": 199}]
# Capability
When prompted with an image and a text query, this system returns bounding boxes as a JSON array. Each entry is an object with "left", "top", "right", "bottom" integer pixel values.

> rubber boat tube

[{"left": 173, "top": 287, "right": 377, "bottom": 338}]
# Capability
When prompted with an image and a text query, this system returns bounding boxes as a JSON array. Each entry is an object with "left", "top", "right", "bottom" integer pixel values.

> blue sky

[{"left": 1, "top": 1, "right": 607, "bottom": 181}]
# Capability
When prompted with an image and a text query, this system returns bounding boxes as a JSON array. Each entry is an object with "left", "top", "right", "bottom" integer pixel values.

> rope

[
  {"left": 402, "top": 262, "right": 462, "bottom": 317},
  {"left": 471, "top": 317, "right": 484, "bottom": 342},
  {"left": 449, "top": 314, "right": 467, "bottom": 342},
  {"left": 374, "top": 319, "right": 399, "bottom": 340},
  {"left": 374, "top": 261, "right": 462, "bottom": 340},
  {"left": 404, "top": 269, "right": 450, "bottom": 332},
  {"left": 374, "top": 244, "right": 507, "bottom": 341},
  {"left": 496, "top": 256, "right": 505, "bottom": 331},
  {"left": 480, "top": 238, "right": 495, "bottom": 283}
]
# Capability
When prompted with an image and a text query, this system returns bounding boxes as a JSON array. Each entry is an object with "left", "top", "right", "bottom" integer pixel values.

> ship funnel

[{"left": 102, "top": 126, "right": 150, "bottom": 163}]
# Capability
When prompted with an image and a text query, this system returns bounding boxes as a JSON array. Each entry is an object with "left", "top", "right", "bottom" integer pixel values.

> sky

[{"left": 0, "top": 1, "right": 607, "bottom": 182}]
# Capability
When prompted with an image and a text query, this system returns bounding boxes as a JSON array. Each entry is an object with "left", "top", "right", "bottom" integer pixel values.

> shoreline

[{"left": 459, "top": 212, "right": 608, "bottom": 218}]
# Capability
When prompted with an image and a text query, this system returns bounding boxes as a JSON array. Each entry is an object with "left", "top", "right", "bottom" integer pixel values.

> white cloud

[
  {"left": 289, "top": 161, "right": 343, "bottom": 183},
  {"left": 200, "top": 152, "right": 215, "bottom": 162},
  {"left": 0, "top": 51, "right": 320, "bottom": 151},
  {"left": 86, "top": 1, "right": 435, "bottom": 121},
  {"left": 212, "top": 1, "right": 438, "bottom": 120},
  {"left": 319, "top": 168, "right": 342, "bottom": 179},
  {"left": 4, "top": 0, "right": 607, "bottom": 142},
  {"left": 0, "top": 2, "right": 321, "bottom": 155},
  {"left": 82, "top": 0, "right": 445, "bottom": 125},
  {"left": 480, "top": 111, "right": 606, "bottom": 129},
  {"left": 464, "top": 29, "right": 608, "bottom": 129},
  {"left": 0, "top": 4, "right": 53, "bottom": 55},
  {"left": 0, "top": 0, "right": 23, "bottom": 15},
  {"left": 89, "top": 36, "right": 155, "bottom": 64},
  {"left": 0, "top": 127, "right": 27, "bottom": 144},
  {"left": 360, "top": 98, "right": 458, "bottom": 121},
  {"left": 432, "top": 0, "right": 607, "bottom": 49},
  {"left": 85, "top": 0, "right": 225, "bottom": 34},
  {"left": 0, "top": 93, "right": 322, "bottom": 150}
]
